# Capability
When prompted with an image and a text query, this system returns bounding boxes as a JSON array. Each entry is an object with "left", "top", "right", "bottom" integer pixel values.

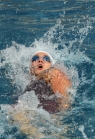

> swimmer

[
  {"left": 25, "top": 50, "right": 71, "bottom": 113},
  {"left": 12, "top": 50, "right": 72, "bottom": 138}
]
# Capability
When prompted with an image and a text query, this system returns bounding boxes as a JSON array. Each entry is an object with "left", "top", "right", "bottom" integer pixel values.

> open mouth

[{"left": 38, "top": 64, "right": 43, "bottom": 70}]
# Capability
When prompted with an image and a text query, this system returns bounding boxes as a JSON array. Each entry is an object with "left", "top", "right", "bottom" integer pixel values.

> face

[{"left": 31, "top": 52, "right": 52, "bottom": 76}]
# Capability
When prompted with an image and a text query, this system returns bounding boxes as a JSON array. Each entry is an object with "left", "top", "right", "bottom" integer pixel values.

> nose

[{"left": 38, "top": 57, "right": 44, "bottom": 63}]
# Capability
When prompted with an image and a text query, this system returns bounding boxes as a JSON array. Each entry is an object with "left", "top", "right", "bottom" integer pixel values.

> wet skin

[
  {"left": 31, "top": 52, "right": 71, "bottom": 98},
  {"left": 31, "top": 52, "right": 52, "bottom": 76},
  {"left": 30, "top": 52, "right": 71, "bottom": 112}
]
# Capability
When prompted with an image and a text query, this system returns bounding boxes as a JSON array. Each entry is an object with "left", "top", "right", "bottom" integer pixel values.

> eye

[
  {"left": 32, "top": 55, "right": 39, "bottom": 62},
  {"left": 43, "top": 56, "right": 51, "bottom": 62}
]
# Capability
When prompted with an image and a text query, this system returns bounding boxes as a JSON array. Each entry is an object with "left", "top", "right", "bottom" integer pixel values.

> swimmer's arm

[
  {"left": 50, "top": 68, "right": 71, "bottom": 108},
  {"left": 40, "top": 67, "right": 71, "bottom": 95},
  {"left": 50, "top": 68, "right": 71, "bottom": 95},
  {"left": 41, "top": 68, "right": 71, "bottom": 108}
]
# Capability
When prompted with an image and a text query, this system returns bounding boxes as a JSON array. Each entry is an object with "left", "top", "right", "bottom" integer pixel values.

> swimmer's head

[
  {"left": 30, "top": 51, "right": 55, "bottom": 76},
  {"left": 32, "top": 50, "right": 55, "bottom": 65}
]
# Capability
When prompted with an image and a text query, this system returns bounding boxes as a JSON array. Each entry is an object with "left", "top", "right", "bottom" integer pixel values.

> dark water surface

[
  {"left": 0, "top": 0, "right": 95, "bottom": 60},
  {"left": 0, "top": 0, "right": 95, "bottom": 139}
]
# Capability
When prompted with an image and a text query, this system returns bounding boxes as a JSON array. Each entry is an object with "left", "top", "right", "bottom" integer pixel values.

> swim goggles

[{"left": 31, "top": 55, "right": 51, "bottom": 62}]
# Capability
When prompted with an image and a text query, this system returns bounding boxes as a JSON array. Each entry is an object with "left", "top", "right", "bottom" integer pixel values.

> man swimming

[
  {"left": 12, "top": 50, "right": 71, "bottom": 138},
  {"left": 25, "top": 50, "right": 71, "bottom": 113}
]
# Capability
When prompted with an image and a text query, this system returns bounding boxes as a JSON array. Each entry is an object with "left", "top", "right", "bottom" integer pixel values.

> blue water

[{"left": 0, "top": 0, "right": 95, "bottom": 139}]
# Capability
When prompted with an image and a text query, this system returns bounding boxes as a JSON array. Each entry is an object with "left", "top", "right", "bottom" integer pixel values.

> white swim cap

[{"left": 31, "top": 50, "right": 56, "bottom": 65}]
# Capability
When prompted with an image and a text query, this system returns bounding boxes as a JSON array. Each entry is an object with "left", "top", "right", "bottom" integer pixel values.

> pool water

[{"left": 0, "top": 0, "right": 95, "bottom": 139}]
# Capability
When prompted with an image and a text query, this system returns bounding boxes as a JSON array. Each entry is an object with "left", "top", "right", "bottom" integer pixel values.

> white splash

[{"left": 79, "top": 125, "right": 88, "bottom": 139}]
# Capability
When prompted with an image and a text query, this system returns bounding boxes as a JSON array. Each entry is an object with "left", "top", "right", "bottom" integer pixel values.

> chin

[{"left": 35, "top": 70, "right": 43, "bottom": 75}]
